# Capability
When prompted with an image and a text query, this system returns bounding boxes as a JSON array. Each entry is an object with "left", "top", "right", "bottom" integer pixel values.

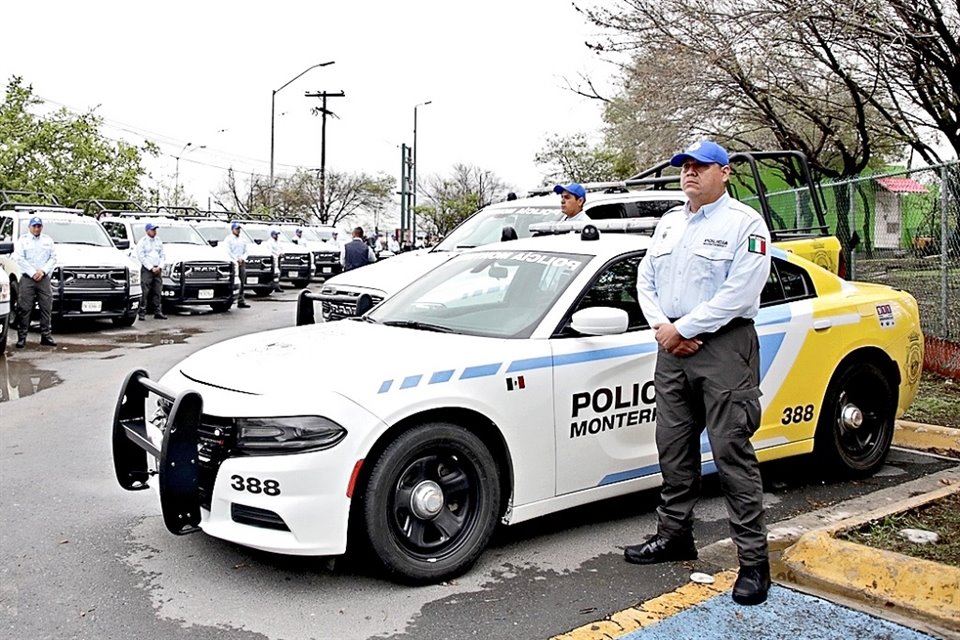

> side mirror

[
  {"left": 114, "top": 239, "right": 130, "bottom": 250},
  {"left": 208, "top": 239, "right": 219, "bottom": 247},
  {"left": 571, "top": 307, "right": 628, "bottom": 336},
  {"left": 0, "top": 241, "right": 13, "bottom": 255}
]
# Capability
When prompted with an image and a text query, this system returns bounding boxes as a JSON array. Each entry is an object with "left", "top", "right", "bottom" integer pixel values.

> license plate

[
  {"left": 321, "top": 267, "right": 332, "bottom": 273},
  {"left": 82, "top": 300, "right": 102, "bottom": 312},
  {"left": 199, "top": 289, "right": 214, "bottom": 299},
  {"left": 288, "top": 271, "right": 298, "bottom": 278},
  {"left": 246, "top": 276, "right": 258, "bottom": 285}
]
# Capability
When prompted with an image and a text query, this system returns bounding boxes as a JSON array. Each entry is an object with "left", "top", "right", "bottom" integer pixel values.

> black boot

[
  {"left": 624, "top": 532, "right": 698, "bottom": 565},
  {"left": 15, "top": 335, "right": 26, "bottom": 348},
  {"left": 732, "top": 561, "right": 771, "bottom": 605}
]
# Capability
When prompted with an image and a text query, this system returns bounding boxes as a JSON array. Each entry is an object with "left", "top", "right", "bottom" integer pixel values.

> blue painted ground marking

[{"left": 620, "top": 585, "right": 934, "bottom": 640}]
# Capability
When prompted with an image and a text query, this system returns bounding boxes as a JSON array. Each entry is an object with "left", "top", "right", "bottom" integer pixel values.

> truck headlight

[
  {"left": 235, "top": 416, "right": 346, "bottom": 455},
  {"left": 129, "top": 268, "right": 141, "bottom": 286}
]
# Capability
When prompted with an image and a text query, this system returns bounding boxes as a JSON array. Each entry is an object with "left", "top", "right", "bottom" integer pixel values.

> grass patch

[
  {"left": 902, "top": 372, "right": 960, "bottom": 428},
  {"left": 839, "top": 492, "right": 960, "bottom": 568}
]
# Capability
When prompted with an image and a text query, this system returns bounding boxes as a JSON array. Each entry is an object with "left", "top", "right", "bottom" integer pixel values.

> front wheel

[
  {"left": 361, "top": 423, "right": 500, "bottom": 584},
  {"left": 814, "top": 361, "right": 895, "bottom": 476},
  {"left": 210, "top": 300, "right": 233, "bottom": 313}
]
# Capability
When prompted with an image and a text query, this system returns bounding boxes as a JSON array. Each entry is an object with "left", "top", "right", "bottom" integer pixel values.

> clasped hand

[{"left": 654, "top": 323, "right": 702, "bottom": 357}]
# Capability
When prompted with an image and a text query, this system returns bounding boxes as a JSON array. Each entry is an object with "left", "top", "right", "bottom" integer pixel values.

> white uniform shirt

[
  {"left": 14, "top": 232, "right": 57, "bottom": 275},
  {"left": 267, "top": 237, "right": 283, "bottom": 258},
  {"left": 564, "top": 211, "right": 591, "bottom": 222},
  {"left": 135, "top": 235, "right": 165, "bottom": 270},
  {"left": 636, "top": 193, "right": 771, "bottom": 339},
  {"left": 224, "top": 233, "right": 248, "bottom": 262}
]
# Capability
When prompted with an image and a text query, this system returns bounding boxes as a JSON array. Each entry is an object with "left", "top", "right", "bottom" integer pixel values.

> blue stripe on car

[
  {"left": 400, "top": 375, "right": 422, "bottom": 389},
  {"left": 460, "top": 363, "right": 502, "bottom": 379},
  {"left": 429, "top": 370, "right": 455, "bottom": 384}
]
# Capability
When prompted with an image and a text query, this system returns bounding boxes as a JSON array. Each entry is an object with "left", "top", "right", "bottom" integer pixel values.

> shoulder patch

[{"left": 747, "top": 234, "right": 767, "bottom": 255}]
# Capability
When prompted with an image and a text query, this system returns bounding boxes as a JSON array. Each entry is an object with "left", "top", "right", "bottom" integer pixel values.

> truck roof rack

[
  {"left": 0, "top": 190, "right": 64, "bottom": 210},
  {"left": 72, "top": 199, "right": 149, "bottom": 216}
]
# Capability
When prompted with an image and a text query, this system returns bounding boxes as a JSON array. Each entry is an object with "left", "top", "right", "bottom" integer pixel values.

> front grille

[
  {"left": 320, "top": 288, "right": 384, "bottom": 320},
  {"left": 231, "top": 504, "right": 290, "bottom": 531},
  {"left": 280, "top": 254, "right": 310, "bottom": 269},
  {"left": 196, "top": 415, "right": 237, "bottom": 510},
  {"left": 312, "top": 252, "right": 338, "bottom": 265},
  {"left": 61, "top": 267, "right": 127, "bottom": 289},
  {"left": 183, "top": 262, "right": 232, "bottom": 282}
]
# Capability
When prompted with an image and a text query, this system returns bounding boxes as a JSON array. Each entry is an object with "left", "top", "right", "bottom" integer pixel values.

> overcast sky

[{"left": 1, "top": 1, "right": 618, "bottom": 211}]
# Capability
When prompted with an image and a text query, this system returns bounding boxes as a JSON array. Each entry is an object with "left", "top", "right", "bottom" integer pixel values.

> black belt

[{"left": 668, "top": 317, "right": 753, "bottom": 338}]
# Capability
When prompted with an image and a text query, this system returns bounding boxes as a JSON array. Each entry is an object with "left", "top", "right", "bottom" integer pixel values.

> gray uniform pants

[
  {"left": 17, "top": 274, "right": 53, "bottom": 339},
  {"left": 140, "top": 267, "right": 162, "bottom": 315},
  {"left": 654, "top": 320, "right": 768, "bottom": 566}
]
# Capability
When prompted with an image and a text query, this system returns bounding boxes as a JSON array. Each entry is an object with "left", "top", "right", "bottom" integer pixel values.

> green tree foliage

[
  {"left": 279, "top": 169, "right": 394, "bottom": 226},
  {"left": 416, "top": 164, "right": 509, "bottom": 237},
  {"left": 0, "top": 76, "right": 156, "bottom": 205},
  {"left": 534, "top": 133, "right": 634, "bottom": 184}
]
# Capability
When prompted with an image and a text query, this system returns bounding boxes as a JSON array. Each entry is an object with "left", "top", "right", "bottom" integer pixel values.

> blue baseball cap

[
  {"left": 231, "top": 221, "right": 242, "bottom": 230},
  {"left": 553, "top": 182, "right": 586, "bottom": 200},
  {"left": 29, "top": 216, "right": 43, "bottom": 226},
  {"left": 145, "top": 222, "right": 158, "bottom": 231},
  {"left": 670, "top": 140, "right": 730, "bottom": 167}
]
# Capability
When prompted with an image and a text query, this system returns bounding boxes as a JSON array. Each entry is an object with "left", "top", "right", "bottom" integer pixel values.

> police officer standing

[
  {"left": 629, "top": 141, "right": 773, "bottom": 606},
  {"left": 553, "top": 183, "right": 590, "bottom": 221},
  {"left": 225, "top": 221, "right": 251, "bottom": 308},
  {"left": 340, "top": 226, "right": 376, "bottom": 271},
  {"left": 267, "top": 228, "right": 283, "bottom": 292},
  {"left": 13, "top": 215, "right": 58, "bottom": 348},
  {"left": 136, "top": 222, "right": 167, "bottom": 320}
]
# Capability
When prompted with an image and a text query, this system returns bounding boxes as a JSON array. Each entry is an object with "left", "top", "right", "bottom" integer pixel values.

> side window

[
  {"left": 760, "top": 258, "right": 815, "bottom": 306},
  {"left": 624, "top": 200, "right": 683, "bottom": 218},
  {"left": 569, "top": 255, "right": 648, "bottom": 331},
  {"left": 0, "top": 217, "right": 13, "bottom": 242},
  {"left": 586, "top": 203, "right": 627, "bottom": 220},
  {"left": 102, "top": 221, "right": 126, "bottom": 242}
]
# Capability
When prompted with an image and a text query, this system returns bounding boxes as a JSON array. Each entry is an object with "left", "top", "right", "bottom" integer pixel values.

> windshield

[
  {"left": 40, "top": 220, "right": 115, "bottom": 247},
  {"left": 435, "top": 205, "right": 561, "bottom": 251},
  {"left": 132, "top": 225, "right": 207, "bottom": 244},
  {"left": 368, "top": 249, "right": 590, "bottom": 338},
  {"left": 312, "top": 227, "right": 335, "bottom": 242},
  {"left": 193, "top": 224, "right": 229, "bottom": 243}
]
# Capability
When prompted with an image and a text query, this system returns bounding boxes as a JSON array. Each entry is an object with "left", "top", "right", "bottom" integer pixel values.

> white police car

[{"left": 112, "top": 220, "right": 922, "bottom": 584}]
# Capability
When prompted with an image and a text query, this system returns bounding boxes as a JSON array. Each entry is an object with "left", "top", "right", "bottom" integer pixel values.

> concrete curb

[
  {"left": 895, "top": 419, "right": 960, "bottom": 455},
  {"left": 779, "top": 482, "right": 960, "bottom": 635}
]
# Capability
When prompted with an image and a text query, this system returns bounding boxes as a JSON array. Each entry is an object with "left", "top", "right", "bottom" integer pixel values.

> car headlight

[
  {"left": 235, "top": 416, "right": 346, "bottom": 455},
  {"left": 129, "top": 268, "right": 141, "bottom": 286}
]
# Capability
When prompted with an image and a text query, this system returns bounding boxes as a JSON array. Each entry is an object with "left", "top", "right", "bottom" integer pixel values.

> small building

[{"left": 874, "top": 176, "right": 928, "bottom": 249}]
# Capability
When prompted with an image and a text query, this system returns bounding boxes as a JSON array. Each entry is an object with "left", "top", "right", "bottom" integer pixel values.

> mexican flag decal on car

[
  {"left": 505, "top": 376, "right": 526, "bottom": 391},
  {"left": 748, "top": 234, "right": 767, "bottom": 255}
]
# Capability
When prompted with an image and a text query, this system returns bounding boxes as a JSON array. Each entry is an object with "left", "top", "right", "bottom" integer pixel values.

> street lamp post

[
  {"left": 269, "top": 61, "right": 335, "bottom": 210},
  {"left": 412, "top": 100, "right": 432, "bottom": 246},
  {"left": 174, "top": 142, "right": 205, "bottom": 204}
]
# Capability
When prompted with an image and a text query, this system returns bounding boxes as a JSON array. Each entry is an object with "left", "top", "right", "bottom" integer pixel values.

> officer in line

[
  {"left": 225, "top": 221, "right": 251, "bottom": 308},
  {"left": 267, "top": 228, "right": 284, "bottom": 292},
  {"left": 553, "top": 183, "right": 590, "bottom": 221},
  {"left": 340, "top": 226, "right": 376, "bottom": 271},
  {"left": 136, "top": 222, "right": 167, "bottom": 320},
  {"left": 630, "top": 140, "right": 773, "bottom": 606},
  {"left": 13, "top": 215, "right": 58, "bottom": 348},
  {"left": 293, "top": 227, "right": 305, "bottom": 244}
]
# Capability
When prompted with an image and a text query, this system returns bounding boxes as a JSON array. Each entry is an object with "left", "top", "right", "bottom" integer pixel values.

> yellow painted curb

[
  {"left": 779, "top": 483, "right": 960, "bottom": 633},
  {"left": 550, "top": 570, "right": 736, "bottom": 640},
  {"left": 895, "top": 420, "right": 960, "bottom": 455}
]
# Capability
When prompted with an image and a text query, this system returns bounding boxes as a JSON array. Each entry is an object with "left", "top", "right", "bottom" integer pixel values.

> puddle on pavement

[
  {"left": 54, "top": 327, "right": 206, "bottom": 354},
  {"left": 0, "top": 359, "right": 63, "bottom": 403}
]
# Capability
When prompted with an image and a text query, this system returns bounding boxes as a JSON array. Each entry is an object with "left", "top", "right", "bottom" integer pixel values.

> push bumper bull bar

[
  {"left": 296, "top": 289, "right": 377, "bottom": 326},
  {"left": 112, "top": 369, "right": 203, "bottom": 535}
]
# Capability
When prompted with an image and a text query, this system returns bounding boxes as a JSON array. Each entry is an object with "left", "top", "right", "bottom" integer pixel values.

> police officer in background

[
  {"left": 267, "top": 228, "right": 284, "bottom": 292},
  {"left": 225, "top": 221, "right": 251, "bottom": 308},
  {"left": 553, "top": 183, "right": 590, "bottom": 221},
  {"left": 340, "top": 226, "right": 377, "bottom": 271},
  {"left": 136, "top": 222, "right": 167, "bottom": 320},
  {"left": 629, "top": 140, "right": 773, "bottom": 606},
  {"left": 13, "top": 215, "right": 58, "bottom": 348}
]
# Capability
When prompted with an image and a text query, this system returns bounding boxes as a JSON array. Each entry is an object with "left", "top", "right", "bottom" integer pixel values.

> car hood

[
  {"left": 55, "top": 244, "right": 138, "bottom": 268},
  {"left": 175, "top": 319, "right": 494, "bottom": 397},
  {"left": 163, "top": 244, "right": 231, "bottom": 263},
  {"left": 322, "top": 249, "right": 453, "bottom": 295}
]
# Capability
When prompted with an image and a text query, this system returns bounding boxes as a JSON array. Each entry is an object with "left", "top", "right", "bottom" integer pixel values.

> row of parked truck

[{"left": 0, "top": 193, "right": 342, "bottom": 344}]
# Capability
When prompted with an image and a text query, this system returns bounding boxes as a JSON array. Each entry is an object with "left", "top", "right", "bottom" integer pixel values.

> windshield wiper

[
  {"left": 351, "top": 315, "right": 379, "bottom": 324},
  {"left": 382, "top": 320, "right": 454, "bottom": 333},
  {"left": 455, "top": 244, "right": 477, "bottom": 249}
]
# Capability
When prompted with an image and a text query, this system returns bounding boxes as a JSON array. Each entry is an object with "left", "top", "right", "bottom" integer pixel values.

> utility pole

[
  {"left": 304, "top": 90, "right": 345, "bottom": 221},
  {"left": 399, "top": 144, "right": 413, "bottom": 247}
]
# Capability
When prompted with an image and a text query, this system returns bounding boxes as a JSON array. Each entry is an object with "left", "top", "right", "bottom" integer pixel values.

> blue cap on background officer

[
  {"left": 29, "top": 215, "right": 43, "bottom": 227},
  {"left": 553, "top": 182, "right": 588, "bottom": 221}
]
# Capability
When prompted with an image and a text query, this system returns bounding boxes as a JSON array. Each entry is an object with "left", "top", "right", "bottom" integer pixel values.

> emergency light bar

[{"left": 529, "top": 217, "right": 660, "bottom": 237}]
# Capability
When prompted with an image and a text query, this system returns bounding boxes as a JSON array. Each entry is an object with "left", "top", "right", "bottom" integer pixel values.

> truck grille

[
  {"left": 183, "top": 262, "right": 232, "bottom": 282},
  {"left": 61, "top": 267, "right": 127, "bottom": 289},
  {"left": 280, "top": 253, "right": 310, "bottom": 269}
]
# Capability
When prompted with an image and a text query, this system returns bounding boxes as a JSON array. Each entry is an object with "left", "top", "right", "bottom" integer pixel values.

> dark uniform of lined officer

[
  {"left": 340, "top": 226, "right": 376, "bottom": 272},
  {"left": 630, "top": 140, "right": 773, "bottom": 606},
  {"left": 13, "top": 215, "right": 58, "bottom": 348}
]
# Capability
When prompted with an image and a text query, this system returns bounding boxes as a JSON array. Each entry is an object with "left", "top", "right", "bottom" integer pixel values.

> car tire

[
  {"left": 814, "top": 361, "right": 895, "bottom": 476},
  {"left": 361, "top": 423, "right": 500, "bottom": 584},
  {"left": 291, "top": 279, "right": 310, "bottom": 289},
  {"left": 210, "top": 300, "right": 233, "bottom": 313}
]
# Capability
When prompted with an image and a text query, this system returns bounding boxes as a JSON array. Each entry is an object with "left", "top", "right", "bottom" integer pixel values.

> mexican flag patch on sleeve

[{"left": 748, "top": 234, "right": 767, "bottom": 255}]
